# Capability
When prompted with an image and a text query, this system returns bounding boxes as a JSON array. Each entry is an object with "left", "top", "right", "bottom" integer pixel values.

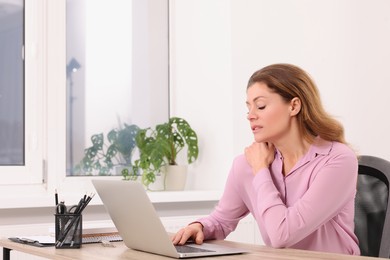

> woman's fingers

[
  {"left": 245, "top": 142, "right": 275, "bottom": 174},
  {"left": 194, "top": 231, "right": 205, "bottom": 244},
  {"left": 172, "top": 223, "right": 204, "bottom": 245},
  {"left": 171, "top": 228, "right": 185, "bottom": 244},
  {"left": 178, "top": 227, "right": 195, "bottom": 245}
]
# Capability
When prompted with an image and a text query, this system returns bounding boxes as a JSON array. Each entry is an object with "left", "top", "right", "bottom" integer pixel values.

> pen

[
  {"left": 73, "top": 198, "right": 84, "bottom": 214},
  {"left": 55, "top": 189, "right": 59, "bottom": 206},
  {"left": 70, "top": 215, "right": 82, "bottom": 247},
  {"left": 78, "top": 193, "right": 95, "bottom": 213}
]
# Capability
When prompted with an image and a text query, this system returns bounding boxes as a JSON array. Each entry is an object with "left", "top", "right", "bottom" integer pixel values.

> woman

[{"left": 172, "top": 63, "right": 360, "bottom": 255}]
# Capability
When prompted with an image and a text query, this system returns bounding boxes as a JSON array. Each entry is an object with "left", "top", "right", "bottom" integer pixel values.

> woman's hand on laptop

[{"left": 172, "top": 222, "right": 204, "bottom": 245}]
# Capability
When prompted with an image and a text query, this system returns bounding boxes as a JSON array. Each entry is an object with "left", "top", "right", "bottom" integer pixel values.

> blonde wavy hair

[{"left": 247, "top": 63, "right": 345, "bottom": 144}]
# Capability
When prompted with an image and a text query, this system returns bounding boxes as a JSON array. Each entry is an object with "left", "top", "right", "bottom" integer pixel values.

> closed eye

[{"left": 258, "top": 106, "right": 266, "bottom": 110}]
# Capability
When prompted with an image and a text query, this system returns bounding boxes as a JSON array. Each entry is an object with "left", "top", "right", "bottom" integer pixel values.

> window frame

[
  {"left": 0, "top": 0, "right": 98, "bottom": 208},
  {"left": 0, "top": 0, "right": 44, "bottom": 185}
]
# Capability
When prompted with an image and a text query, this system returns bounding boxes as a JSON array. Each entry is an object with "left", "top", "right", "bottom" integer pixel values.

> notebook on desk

[{"left": 92, "top": 179, "right": 248, "bottom": 258}]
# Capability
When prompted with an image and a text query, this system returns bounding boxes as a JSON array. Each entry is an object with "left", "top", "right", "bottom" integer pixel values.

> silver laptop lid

[
  {"left": 92, "top": 179, "right": 248, "bottom": 258},
  {"left": 92, "top": 179, "right": 179, "bottom": 258}
]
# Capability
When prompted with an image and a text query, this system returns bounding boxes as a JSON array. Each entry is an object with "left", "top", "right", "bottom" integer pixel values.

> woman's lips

[{"left": 251, "top": 125, "right": 263, "bottom": 132}]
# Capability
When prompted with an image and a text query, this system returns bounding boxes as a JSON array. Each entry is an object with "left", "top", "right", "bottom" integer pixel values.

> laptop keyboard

[{"left": 175, "top": 245, "right": 215, "bottom": 253}]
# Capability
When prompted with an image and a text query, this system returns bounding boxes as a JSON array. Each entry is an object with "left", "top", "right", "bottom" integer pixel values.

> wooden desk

[{"left": 0, "top": 238, "right": 381, "bottom": 260}]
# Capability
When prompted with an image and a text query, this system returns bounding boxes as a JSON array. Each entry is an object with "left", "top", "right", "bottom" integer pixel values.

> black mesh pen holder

[{"left": 55, "top": 214, "right": 82, "bottom": 248}]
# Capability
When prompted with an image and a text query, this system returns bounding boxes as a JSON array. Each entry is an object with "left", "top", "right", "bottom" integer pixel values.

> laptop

[{"left": 92, "top": 179, "right": 248, "bottom": 258}]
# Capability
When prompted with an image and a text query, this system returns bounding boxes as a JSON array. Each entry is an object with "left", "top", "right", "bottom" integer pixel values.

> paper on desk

[{"left": 20, "top": 236, "right": 55, "bottom": 244}]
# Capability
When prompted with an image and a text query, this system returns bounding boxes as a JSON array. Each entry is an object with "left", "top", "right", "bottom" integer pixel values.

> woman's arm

[
  {"left": 253, "top": 151, "right": 358, "bottom": 248},
  {"left": 197, "top": 157, "right": 250, "bottom": 240},
  {"left": 172, "top": 156, "right": 250, "bottom": 245}
]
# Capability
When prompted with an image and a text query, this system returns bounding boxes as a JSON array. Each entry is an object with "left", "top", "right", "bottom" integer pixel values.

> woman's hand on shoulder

[
  {"left": 171, "top": 222, "right": 205, "bottom": 245},
  {"left": 245, "top": 142, "right": 275, "bottom": 175}
]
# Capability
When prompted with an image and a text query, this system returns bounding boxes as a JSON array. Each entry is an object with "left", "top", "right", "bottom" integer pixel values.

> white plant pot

[{"left": 163, "top": 165, "right": 188, "bottom": 191}]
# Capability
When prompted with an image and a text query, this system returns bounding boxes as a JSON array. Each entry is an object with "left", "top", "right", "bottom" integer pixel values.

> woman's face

[{"left": 246, "top": 82, "right": 294, "bottom": 143}]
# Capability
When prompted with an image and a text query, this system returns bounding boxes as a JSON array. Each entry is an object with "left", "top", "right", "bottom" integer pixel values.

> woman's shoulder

[
  {"left": 330, "top": 141, "right": 358, "bottom": 158},
  {"left": 325, "top": 141, "right": 358, "bottom": 171},
  {"left": 230, "top": 153, "right": 255, "bottom": 175},
  {"left": 232, "top": 153, "right": 249, "bottom": 166},
  {"left": 314, "top": 137, "right": 357, "bottom": 158},
  {"left": 313, "top": 137, "right": 358, "bottom": 169}
]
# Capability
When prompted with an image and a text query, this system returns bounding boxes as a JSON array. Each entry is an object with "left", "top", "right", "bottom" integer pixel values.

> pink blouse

[{"left": 197, "top": 137, "right": 360, "bottom": 255}]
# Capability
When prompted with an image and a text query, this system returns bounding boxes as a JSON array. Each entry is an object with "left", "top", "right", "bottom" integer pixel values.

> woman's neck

[{"left": 273, "top": 133, "right": 312, "bottom": 175}]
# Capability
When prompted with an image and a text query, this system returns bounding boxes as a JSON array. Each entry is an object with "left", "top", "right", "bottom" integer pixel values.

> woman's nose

[{"left": 247, "top": 110, "right": 256, "bottom": 121}]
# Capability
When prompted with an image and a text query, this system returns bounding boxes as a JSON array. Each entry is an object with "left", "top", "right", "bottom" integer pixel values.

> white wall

[
  {"left": 170, "top": 0, "right": 234, "bottom": 191},
  {"left": 171, "top": 0, "right": 390, "bottom": 191}
]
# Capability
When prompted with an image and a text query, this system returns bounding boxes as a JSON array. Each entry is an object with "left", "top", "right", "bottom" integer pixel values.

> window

[
  {"left": 0, "top": 0, "right": 24, "bottom": 165},
  {"left": 0, "top": 0, "right": 168, "bottom": 191},
  {"left": 0, "top": 0, "right": 43, "bottom": 185},
  {"left": 66, "top": 0, "right": 169, "bottom": 176}
]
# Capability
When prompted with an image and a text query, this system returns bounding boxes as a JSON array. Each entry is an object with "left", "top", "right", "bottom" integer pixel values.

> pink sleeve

[
  {"left": 253, "top": 152, "right": 358, "bottom": 248},
  {"left": 197, "top": 158, "right": 250, "bottom": 240}
]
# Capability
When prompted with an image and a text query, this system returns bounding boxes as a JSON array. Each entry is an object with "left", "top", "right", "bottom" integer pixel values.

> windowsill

[
  {"left": 133, "top": 190, "right": 221, "bottom": 203},
  {"left": 0, "top": 189, "right": 222, "bottom": 209}
]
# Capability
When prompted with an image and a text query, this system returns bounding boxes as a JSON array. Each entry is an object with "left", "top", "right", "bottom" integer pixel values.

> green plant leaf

[
  {"left": 106, "top": 144, "right": 118, "bottom": 159},
  {"left": 99, "top": 166, "right": 110, "bottom": 175},
  {"left": 171, "top": 117, "right": 198, "bottom": 163},
  {"left": 115, "top": 124, "right": 139, "bottom": 163},
  {"left": 75, "top": 123, "right": 140, "bottom": 176},
  {"left": 185, "top": 129, "right": 198, "bottom": 163},
  {"left": 107, "top": 129, "right": 117, "bottom": 144},
  {"left": 91, "top": 133, "right": 104, "bottom": 150},
  {"left": 85, "top": 147, "right": 97, "bottom": 159},
  {"left": 142, "top": 171, "right": 156, "bottom": 187},
  {"left": 134, "top": 117, "right": 199, "bottom": 185}
]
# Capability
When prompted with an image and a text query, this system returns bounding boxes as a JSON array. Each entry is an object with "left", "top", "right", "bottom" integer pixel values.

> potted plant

[
  {"left": 135, "top": 117, "right": 199, "bottom": 190},
  {"left": 74, "top": 123, "right": 140, "bottom": 176}
]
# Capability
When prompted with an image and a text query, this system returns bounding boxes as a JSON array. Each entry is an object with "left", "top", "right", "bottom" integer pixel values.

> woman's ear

[{"left": 289, "top": 97, "right": 301, "bottom": 116}]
